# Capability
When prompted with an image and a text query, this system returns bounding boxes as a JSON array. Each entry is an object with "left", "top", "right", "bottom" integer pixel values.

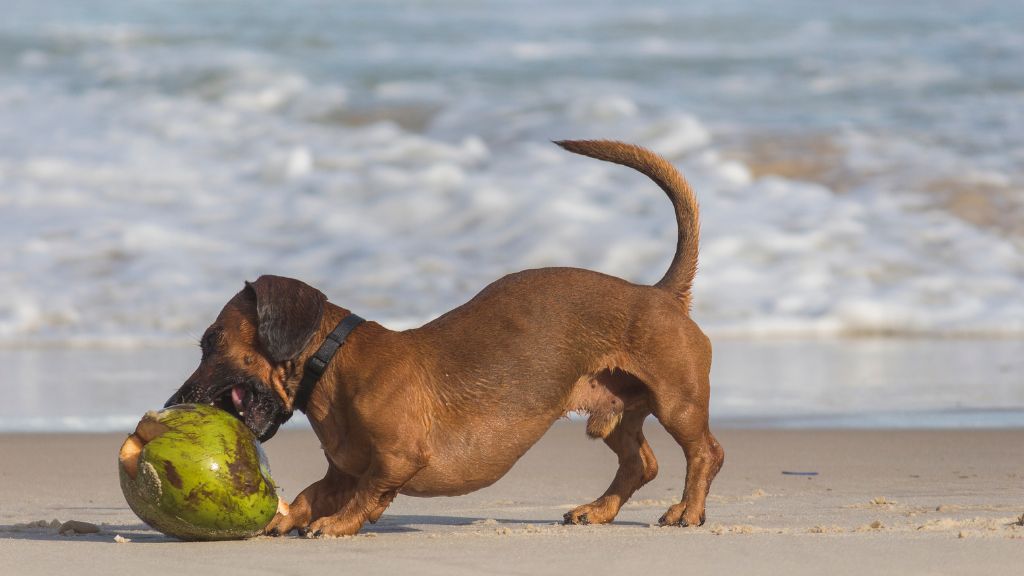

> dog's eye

[{"left": 200, "top": 330, "right": 222, "bottom": 358}]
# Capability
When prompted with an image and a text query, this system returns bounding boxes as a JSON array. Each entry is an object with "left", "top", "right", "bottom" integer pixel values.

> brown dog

[{"left": 164, "top": 140, "right": 724, "bottom": 537}]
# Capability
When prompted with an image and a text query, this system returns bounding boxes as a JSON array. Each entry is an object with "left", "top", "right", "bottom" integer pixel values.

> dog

[{"left": 164, "top": 140, "right": 725, "bottom": 537}]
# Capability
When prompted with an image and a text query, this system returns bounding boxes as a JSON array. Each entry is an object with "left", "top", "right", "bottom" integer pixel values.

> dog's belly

[
  {"left": 400, "top": 466, "right": 509, "bottom": 497},
  {"left": 399, "top": 413, "right": 560, "bottom": 497}
]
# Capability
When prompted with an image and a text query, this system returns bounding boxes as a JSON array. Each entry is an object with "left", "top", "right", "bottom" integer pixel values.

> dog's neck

[{"left": 298, "top": 302, "right": 368, "bottom": 420}]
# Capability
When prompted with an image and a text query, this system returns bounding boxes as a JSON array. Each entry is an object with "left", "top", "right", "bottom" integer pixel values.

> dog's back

[{"left": 416, "top": 138, "right": 706, "bottom": 403}]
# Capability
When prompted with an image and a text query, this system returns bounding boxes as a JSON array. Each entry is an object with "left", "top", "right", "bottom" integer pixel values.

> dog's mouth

[
  {"left": 166, "top": 379, "right": 289, "bottom": 442},
  {"left": 215, "top": 381, "right": 287, "bottom": 442},
  {"left": 213, "top": 383, "right": 251, "bottom": 419}
]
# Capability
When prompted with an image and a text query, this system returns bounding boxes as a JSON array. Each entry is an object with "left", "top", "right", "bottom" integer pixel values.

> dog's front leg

[
  {"left": 265, "top": 464, "right": 356, "bottom": 536},
  {"left": 304, "top": 451, "right": 426, "bottom": 538}
]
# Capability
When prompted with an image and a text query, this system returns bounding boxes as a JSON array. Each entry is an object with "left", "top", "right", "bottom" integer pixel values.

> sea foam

[{"left": 1, "top": 0, "right": 1022, "bottom": 343}]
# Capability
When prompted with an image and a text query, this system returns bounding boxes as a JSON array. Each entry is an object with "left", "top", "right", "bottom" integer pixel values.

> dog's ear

[{"left": 245, "top": 275, "right": 326, "bottom": 363}]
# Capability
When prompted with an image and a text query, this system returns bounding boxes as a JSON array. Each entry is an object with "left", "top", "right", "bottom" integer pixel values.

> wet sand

[{"left": 2, "top": 423, "right": 1023, "bottom": 574}]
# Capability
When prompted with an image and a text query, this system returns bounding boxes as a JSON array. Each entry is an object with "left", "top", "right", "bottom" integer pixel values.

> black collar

[{"left": 292, "top": 313, "right": 365, "bottom": 413}]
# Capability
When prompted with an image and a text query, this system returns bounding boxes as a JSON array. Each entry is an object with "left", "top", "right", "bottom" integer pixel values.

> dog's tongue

[{"left": 231, "top": 385, "right": 247, "bottom": 416}]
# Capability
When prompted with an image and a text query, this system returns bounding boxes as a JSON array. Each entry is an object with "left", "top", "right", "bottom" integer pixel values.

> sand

[{"left": 2, "top": 423, "right": 1023, "bottom": 574}]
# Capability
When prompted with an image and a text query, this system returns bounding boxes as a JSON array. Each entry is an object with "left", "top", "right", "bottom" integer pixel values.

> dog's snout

[
  {"left": 164, "top": 384, "right": 190, "bottom": 408},
  {"left": 164, "top": 391, "right": 182, "bottom": 408}
]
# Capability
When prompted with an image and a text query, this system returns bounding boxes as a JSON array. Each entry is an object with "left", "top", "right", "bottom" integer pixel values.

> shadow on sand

[{"left": 0, "top": 513, "right": 647, "bottom": 543}]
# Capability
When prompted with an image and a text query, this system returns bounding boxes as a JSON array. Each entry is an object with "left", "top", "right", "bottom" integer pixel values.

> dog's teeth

[{"left": 238, "top": 411, "right": 245, "bottom": 417}]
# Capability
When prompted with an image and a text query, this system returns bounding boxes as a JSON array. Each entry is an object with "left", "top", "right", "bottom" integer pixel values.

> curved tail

[{"left": 555, "top": 140, "right": 699, "bottom": 311}]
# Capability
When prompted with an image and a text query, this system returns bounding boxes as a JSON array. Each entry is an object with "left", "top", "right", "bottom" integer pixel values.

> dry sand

[{"left": 2, "top": 423, "right": 1023, "bottom": 575}]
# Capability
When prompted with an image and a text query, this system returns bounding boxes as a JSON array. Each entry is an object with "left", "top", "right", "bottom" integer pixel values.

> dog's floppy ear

[{"left": 245, "top": 275, "right": 327, "bottom": 363}]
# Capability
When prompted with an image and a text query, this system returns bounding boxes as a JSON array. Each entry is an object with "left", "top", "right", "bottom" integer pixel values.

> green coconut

[{"left": 117, "top": 404, "right": 280, "bottom": 541}]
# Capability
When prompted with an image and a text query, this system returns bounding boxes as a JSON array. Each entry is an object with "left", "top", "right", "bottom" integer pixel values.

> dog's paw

[
  {"left": 563, "top": 497, "right": 621, "bottom": 525},
  {"left": 562, "top": 511, "right": 591, "bottom": 525},
  {"left": 264, "top": 495, "right": 313, "bottom": 536},
  {"left": 563, "top": 511, "right": 589, "bottom": 525},
  {"left": 657, "top": 503, "right": 705, "bottom": 527},
  {"left": 305, "top": 514, "right": 364, "bottom": 538},
  {"left": 264, "top": 513, "right": 298, "bottom": 536}
]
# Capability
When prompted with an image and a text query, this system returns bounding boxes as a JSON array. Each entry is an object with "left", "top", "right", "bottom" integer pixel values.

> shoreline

[
  {"left": 4, "top": 408, "right": 1024, "bottom": 434},
  {"left": 3, "top": 424, "right": 1022, "bottom": 574},
  {"left": 4, "top": 338, "right": 1023, "bottom": 434}
]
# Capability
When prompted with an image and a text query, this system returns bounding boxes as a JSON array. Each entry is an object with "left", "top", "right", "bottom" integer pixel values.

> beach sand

[{"left": 2, "top": 423, "right": 1022, "bottom": 574}]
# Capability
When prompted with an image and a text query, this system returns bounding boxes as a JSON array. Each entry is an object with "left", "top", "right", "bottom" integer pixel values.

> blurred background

[{"left": 1, "top": 0, "right": 1022, "bottom": 430}]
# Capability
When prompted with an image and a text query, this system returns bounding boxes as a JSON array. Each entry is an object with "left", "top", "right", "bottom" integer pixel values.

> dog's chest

[{"left": 309, "top": 416, "right": 370, "bottom": 475}]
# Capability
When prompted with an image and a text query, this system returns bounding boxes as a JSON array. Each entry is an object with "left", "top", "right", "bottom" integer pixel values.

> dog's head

[{"left": 164, "top": 275, "right": 328, "bottom": 442}]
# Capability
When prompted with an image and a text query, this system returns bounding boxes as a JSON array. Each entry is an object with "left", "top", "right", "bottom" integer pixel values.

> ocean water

[
  {"left": 1, "top": 0, "right": 1022, "bottom": 342},
  {"left": 1, "top": 1, "right": 1023, "bottom": 429}
]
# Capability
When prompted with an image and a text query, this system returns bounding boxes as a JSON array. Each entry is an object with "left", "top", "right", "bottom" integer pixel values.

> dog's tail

[{"left": 554, "top": 140, "right": 699, "bottom": 311}]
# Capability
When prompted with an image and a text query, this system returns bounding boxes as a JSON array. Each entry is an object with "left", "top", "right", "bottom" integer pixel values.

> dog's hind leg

[
  {"left": 563, "top": 408, "right": 659, "bottom": 525},
  {"left": 627, "top": 321, "right": 724, "bottom": 528},
  {"left": 645, "top": 366, "right": 724, "bottom": 527},
  {"left": 653, "top": 402, "right": 723, "bottom": 527}
]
